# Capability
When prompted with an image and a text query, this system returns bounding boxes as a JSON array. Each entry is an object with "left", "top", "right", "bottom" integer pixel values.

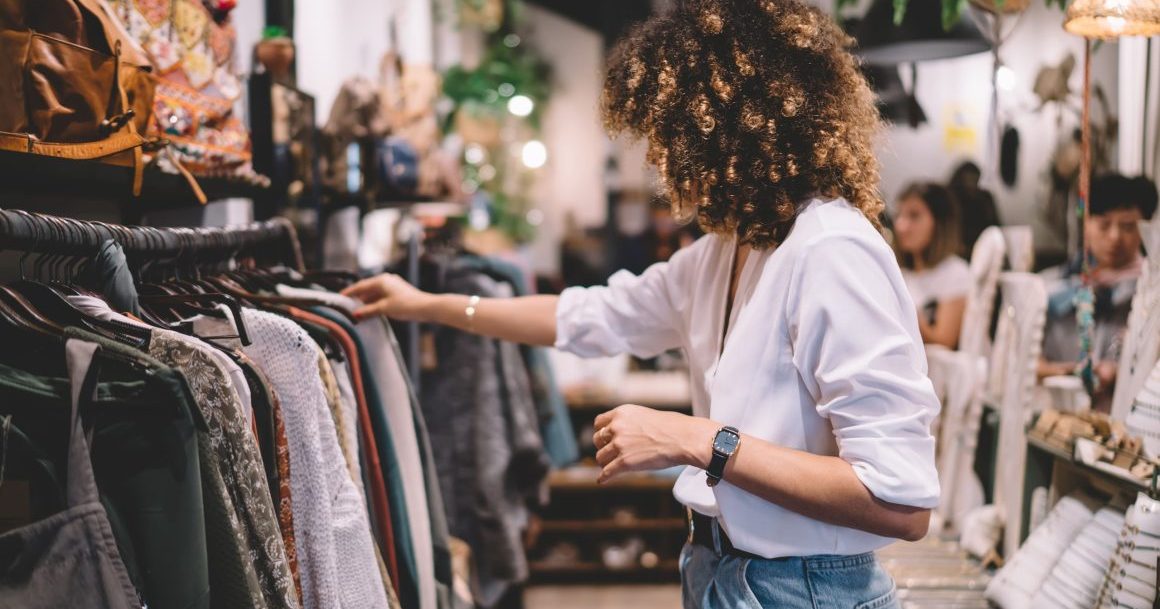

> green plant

[
  {"left": 443, "top": 0, "right": 552, "bottom": 244},
  {"left": 261, "top": 25, "right": 289, "bottom": 40},
  {"left": 837, "top": 0, "right": 1068, "bottom": 30}
]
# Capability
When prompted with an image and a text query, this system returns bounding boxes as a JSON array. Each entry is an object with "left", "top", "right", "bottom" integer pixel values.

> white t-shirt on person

[{"left": 901, "top": 255, "right": 971, "bottom": 322}]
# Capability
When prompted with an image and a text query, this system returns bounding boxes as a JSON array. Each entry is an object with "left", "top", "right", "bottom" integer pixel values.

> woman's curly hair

[{"left": 603, "top": 0, "right": 884, "bottom": 249}]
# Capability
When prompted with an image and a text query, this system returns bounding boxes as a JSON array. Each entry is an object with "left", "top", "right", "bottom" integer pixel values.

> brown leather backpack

[{"left": 0, "top": 0, "right": 155, "bottom": 194}]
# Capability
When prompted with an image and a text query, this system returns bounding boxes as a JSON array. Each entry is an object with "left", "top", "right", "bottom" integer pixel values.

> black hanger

[{"left": 6, "top": 211, "right": 151, "bottom": 346}]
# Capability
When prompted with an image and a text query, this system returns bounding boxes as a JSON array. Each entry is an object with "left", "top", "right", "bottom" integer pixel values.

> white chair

[
  {"left": 928, "top": 348, "right": 987, "bottom": 533},
  {"left": 960, "top": 226, "right": 1006, "bottom": 361},
  {"left": 990, "top": 273, "right": 1049, "bottom": 559},
  {"left": 1001, "top": 225, "right": 1035, "bottom": 273}
]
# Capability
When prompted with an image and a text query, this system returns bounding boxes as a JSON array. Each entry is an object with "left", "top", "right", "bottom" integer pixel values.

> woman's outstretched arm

[{"left": 341, "top": 273, "right": 560, "bottom": 347}]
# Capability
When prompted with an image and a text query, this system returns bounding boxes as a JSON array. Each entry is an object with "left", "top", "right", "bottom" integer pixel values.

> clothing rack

[{"left": 0, "top": 208, "right": 305, "bottom": 273}]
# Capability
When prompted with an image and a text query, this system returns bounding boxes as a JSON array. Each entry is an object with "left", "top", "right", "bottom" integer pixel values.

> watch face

[{"left": 713, "top": 430, "right": 740, "bottom": 453}]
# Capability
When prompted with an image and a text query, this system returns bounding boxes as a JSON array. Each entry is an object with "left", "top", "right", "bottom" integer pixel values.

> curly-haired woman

[{"left": 344, "top": 1, "right": 937, "bottom": 607}]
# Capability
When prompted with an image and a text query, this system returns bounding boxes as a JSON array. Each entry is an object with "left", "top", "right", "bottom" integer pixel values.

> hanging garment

[
  {"left": 329, "top": 357, "right": 367, "bottom": 499},
  {"left": 0, "top": 339, "right": 141, "bottom": 609},
  {"left": 280, "top": 288, "right": 438, "bottom": 609},
  {"left": 238, "top": 353, "right": 303, "bottom": 601},
  {"left": 282, "top": 306, "right": 403, "bottom": 595},
  {"left": 316, "top": 352, "right": 362, "bottom": 501},
  {"left": 459, "top": 254, "right": 578, "bottom": 468},
  {"left": 76, "top": 239, "right": 141, "bottom": 317},
  {"left": 291, "top": 290, "right": 456, "bottom": 609},
  {"left": 403, "top": 264, "right": 551, "bottom": 608},
  {"left": 240, "top": 308, "right": 391, "bottom": 609},
  {"left": 69, "top": 296, "right": 297, "bottom": 609},
  {"left": 0, "top": 328, "right": 212, "bottom": 609},
  {"left": 299, "top": 305, "right": 419, "bottom": 609}
]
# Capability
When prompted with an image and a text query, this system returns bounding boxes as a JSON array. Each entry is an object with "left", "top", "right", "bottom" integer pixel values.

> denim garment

[{"left": 681, "top": 543, "right": 898, "bottom": 609}]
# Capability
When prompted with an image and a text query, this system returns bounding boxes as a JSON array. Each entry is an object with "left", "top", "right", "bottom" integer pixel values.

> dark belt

[{"left": 688, "top": 510, "right": 762, "bottom": 559}]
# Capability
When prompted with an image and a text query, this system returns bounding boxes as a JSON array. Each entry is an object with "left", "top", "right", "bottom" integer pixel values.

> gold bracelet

[{"left": 465, "top": 295, "right": 481, "bottom": 332}]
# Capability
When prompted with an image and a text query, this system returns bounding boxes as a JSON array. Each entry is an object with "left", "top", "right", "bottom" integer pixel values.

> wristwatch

[{"left": 706, "top": 426, "right": 741, "bottom": 487}]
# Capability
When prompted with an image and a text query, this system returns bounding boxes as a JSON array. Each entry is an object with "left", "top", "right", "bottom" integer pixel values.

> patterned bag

[{"left": 110, "top": 0, "right": 253, "bottom": 177}]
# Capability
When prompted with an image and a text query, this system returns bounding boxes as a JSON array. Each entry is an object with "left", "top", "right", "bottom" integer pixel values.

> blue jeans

[{"left": 680, "top": 543, "right": 899, "bottom": 609}]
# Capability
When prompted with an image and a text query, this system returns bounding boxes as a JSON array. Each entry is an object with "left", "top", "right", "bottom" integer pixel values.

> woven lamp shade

[{"left": 1064, "top": 0, "right": 1160, "bottom": 38}]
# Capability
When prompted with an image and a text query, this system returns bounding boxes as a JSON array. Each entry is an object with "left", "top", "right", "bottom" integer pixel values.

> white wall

[
  {"left": 295, "top": 0, "right": 395, "bottom": 122},
  {"left": 876, "top": 2, "right": 1119, "bottom": 254},
  {"left": 522, "top": 5, "right": 606, "bottom": 275},
  {"left": 232, "top": 1, "right": 265, "bottom": 77}
]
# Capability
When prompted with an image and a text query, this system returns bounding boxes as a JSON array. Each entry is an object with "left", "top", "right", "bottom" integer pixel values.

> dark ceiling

[{"left": 525, "top": 0, "right": 653, "bottom": 48}]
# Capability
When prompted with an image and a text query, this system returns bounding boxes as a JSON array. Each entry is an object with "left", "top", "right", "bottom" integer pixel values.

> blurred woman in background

[{"left": 893, "top": 182, "right": 971, "bottom": 349}]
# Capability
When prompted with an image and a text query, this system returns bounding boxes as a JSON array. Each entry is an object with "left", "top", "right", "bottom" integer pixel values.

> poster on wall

[{"left": 942, "top": 103, "right": 982, "bottom": 157}]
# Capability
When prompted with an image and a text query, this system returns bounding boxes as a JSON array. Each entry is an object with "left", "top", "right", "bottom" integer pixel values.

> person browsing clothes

[{"left": 343, "top": 2, "right": 939, "bottom": 607}]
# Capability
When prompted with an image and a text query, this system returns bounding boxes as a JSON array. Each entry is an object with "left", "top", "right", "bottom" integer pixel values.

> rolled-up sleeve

[
  {"left": 787, "top": 233, "right": 941, "bottom": 509},
  {"left": 555, "top": 236, "right": 706, "bottom": 359}
]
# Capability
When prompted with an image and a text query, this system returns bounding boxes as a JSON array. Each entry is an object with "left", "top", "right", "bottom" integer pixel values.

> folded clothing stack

[
  {"left": 1031, "top": 506, "right": 1126, "bottom": 609},
  {"left": 1097, "top": 493, "right": 1160, "bottom": 609},
  {"left": 985, "top": 492, "right": 1103, "bottom": 609}
]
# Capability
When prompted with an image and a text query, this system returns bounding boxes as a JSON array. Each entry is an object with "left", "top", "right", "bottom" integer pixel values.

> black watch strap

[{"left": 706, "top": 426, "right": 740, "bottom": 486}]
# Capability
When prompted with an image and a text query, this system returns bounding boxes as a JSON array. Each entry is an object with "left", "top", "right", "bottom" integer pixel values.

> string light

[
  {"left": 521, "top": 140, "right": 547, "bottom": 168},
  {"left": 507, "top": 95, "right": 534, "bottom": 117}
]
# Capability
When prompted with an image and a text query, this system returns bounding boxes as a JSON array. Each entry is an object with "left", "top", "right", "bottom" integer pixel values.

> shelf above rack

[{"left": 0, "top": 150, "right": 268, "bottom": 212}]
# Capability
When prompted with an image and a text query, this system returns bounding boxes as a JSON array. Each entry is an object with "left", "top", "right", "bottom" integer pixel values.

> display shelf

[
  {"left": 0, "top": 150, "right": 268, "bottom": 212},
  {"left": 533, "top": 378, "right": 690, "bottom": 583},
  {"left": 1020, "top": 432, "right": 1149, "bottom": 548},
  {"left": 540, "top": 518, "right": 687, "bottom": 533},
  {"left": 548, "top": 469, "right": 679, "bottom": 491},
  {"left": 528, "top": 560, "right": 680, "bottom": 576}
]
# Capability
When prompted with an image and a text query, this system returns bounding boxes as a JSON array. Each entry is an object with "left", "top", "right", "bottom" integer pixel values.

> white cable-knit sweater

[
  {"left": 240, "top": 309, "right": 390, "bottom": 609},
  {"left": 277, "top": 286, "right": 437, "bottom": 609}
]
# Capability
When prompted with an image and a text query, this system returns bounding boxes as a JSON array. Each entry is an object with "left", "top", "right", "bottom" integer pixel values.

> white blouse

[{"left": 555, "top": 197, "right": 941, "bottom": 558}]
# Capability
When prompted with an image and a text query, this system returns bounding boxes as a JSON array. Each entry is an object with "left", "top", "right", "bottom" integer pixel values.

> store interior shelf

[
  {"left": 548, "top": 469, "right": 679, "bottom": 491},
  {"left": 0, "top": 150, "right": 268, "bottom": 211},
  {"left": 540, "top": 518, "right": 687, "bottom": 533},
  {"left": 1026, "top": 433, "right": 1147, "bottom": 492},
  {"left": 528, "top": 560, "right": 680, "bottom": 579}
]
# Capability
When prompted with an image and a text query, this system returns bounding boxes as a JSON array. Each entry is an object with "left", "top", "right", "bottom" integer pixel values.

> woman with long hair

[
  {"left": 345, "top": 2, "right": 938, "bottom": 607},
  {"left": 892, "top": 182, "right": 971, "bottom": 349}
]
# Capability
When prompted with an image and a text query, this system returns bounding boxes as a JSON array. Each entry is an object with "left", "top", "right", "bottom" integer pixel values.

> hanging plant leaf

[
  {"left": 889, "top": 0, "right": 1066, "bottom": 30},
  {"left": 942, "top": 0, "right": 967, "bottom": 30}
]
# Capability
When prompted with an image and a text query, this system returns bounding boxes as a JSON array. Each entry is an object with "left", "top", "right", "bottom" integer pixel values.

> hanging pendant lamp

[
  {"left": 852, "top": 0, "right": 992, "bottom": 65},
  {"left": 1064, "top": 0, "right": 1160, "bottom": 38}
]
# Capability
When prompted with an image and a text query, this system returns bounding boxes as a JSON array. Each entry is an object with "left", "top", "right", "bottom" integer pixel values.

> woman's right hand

[{"left": 341, "top": 273, "right": 435, "bottom": 322}]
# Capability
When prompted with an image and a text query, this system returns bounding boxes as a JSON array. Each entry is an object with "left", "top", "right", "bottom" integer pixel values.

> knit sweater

[{"left": 240, "top": 309, "right": 390, "bottom": 609}]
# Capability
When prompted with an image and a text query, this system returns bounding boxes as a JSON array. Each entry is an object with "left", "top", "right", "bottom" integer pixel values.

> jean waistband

[{"left": 688, "top": 510, "right": 878, "bottom": 569}]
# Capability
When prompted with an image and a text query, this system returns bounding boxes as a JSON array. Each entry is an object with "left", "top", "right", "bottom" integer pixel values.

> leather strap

[
  {"left": 159, "top": 146, "right": 207, "bottom": 205},
  {"left": 706, "top": 426, "right": 740, "bottom": 485},
  {"left": 0, "top": 130, "right": 147, "bottom": 160}
]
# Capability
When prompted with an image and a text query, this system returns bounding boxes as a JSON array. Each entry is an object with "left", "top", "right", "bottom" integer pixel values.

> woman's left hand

[{"left": 593, "top": 404, "right": 717, "bottom": 484}]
